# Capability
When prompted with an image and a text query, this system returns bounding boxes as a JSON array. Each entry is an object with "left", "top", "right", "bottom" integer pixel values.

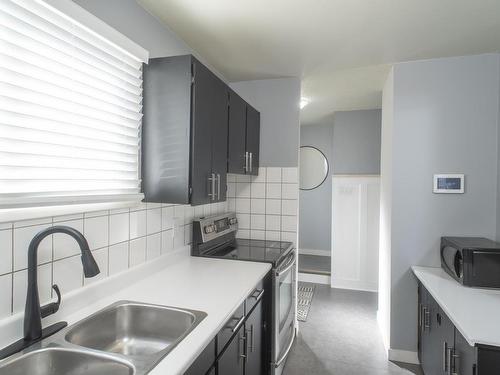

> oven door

[{"left": 272, "top": 250, "right": 297, "bottom": 374}]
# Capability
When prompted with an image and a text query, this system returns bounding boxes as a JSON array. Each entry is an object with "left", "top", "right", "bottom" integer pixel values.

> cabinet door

[
  {"left": 245, "top": 105, "right": 260, "bottom": 175},
  {"left": 245, "top": 301, "right": 263, "bottom": 375},
  {"left": 454, "top": 329, "right": 476, "bottom": 375},
  {"left": 228, "top": 90, "right": 247, "bottom": 175},
  {"left": 210, "top": 78, "right": 228, "bottom": 202},
  {"left": 184, "top": 339, "right": 216, "bottom": 375},
  {"left": 217, "top": 325, "right": 245, "bottom": 375},
  {"left": 191, "top": 59, "right": 215, "bottom": 205},
  {"left": 420, "top": 286, "right": 452, "bottom": 375}
]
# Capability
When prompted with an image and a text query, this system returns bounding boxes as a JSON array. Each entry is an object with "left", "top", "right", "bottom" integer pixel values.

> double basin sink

[{"left": 0, "top": 301, "right": 207, "bottom": 375}]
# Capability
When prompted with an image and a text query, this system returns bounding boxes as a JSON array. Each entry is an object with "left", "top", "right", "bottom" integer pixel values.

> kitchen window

[{"left": 0, "top": 0, "right": 149, "bottom": 220}]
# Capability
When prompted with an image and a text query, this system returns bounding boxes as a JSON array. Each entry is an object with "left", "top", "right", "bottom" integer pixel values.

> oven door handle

[
  {"left": 274, "top": 323, "right": 296, "bottom": 368},
  {"left": 276, "top": 252, "right": 296, "bottom": 277}
]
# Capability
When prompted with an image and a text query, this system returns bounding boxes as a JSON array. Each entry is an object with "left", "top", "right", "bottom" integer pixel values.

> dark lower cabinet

[
  {"left": 418, "top": 282, "right": 500, "bottom": 375},
  {"left": 184, "top": 339, "right": 216, "bottom": 375},
  {"left": 217, "top": 324, "right": 246, "bottom": 375},
  {"left": 245, "top": 298, "right": 263, "bottom": 375},
  {"left": 185, "top": 278, "right": 268, "bottom": 375}
]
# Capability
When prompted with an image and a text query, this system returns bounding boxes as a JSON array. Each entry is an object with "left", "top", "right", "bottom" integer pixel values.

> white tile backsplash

[
  {"left": 0, "top": 201, "right": 221, "bottom": 321},
  {"left": 250, "top": 183, "right": 266, "bottom": 198},
  {"left": 0, "top": 274, "right": 12, "bottom": 318},
  {"left": 282, "top": 183, "right": 299, "bottom": 199},
  {"left": 282, "top": 199, "right": 298, "bottom": 216},
  {"left": 14, "top": 224, "right": 52, "bottom": 271},
  {"left": 84, "top": 216, "right": 109, "bottom": 250},
  {"left": 266, "top": 183, "right": 282, "bottom": 199},
  {"left": 109, "top": 213, "right": 129, "bottom": 245},
  {"left": 265, "top": 215, "right": 281, "bottom": 231},
  {"left": 54, "top": 219, "right": 84, "bottom": 260},
  {"left": 282, "top": 168, "right": 298, "bottom": 183},
  {"left": 266, "top": 199, "right": 281, "bottom": 215},
  {"left": 130, "top": 210, "right": 147, "bottom": 239},
  {"left": 250, "top": 214, "right": 266, "bottom": 230},
  {"left": 0, "top": 229, "right": 12, "bottom": 275},
  {"left": 147, "top": 233, "right": 162, "bottom": 260},
  {"left": 147, "top": 208, "right": 162, "bottom": 234},
  {"left": 236, "top": 183, "right": 251, "bottom": 198},
  {"left": 53, "top": 256, "right": 83, "bottom": 294},
  {"left": 129, "top": 237, "right": 146, "bottom": 267},
  {"left": 250, "top": 199, "right": 265, "bottom": 214},
  {"left": 233, "top": 167, "right": 298, "bottom": 243},
  {"left": 266, "top": 167, "right": 282, "bottom": 183},
  {"left": 109, "top": 242, "right": 129, "bottom": 276},
  {"left": 236, "top": 198, "right": 251, "bottom": 214}
]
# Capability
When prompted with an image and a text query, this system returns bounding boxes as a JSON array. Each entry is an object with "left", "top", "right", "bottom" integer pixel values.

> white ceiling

[{"left": 138, "top": 0, "right": 500, "bottom": 125}]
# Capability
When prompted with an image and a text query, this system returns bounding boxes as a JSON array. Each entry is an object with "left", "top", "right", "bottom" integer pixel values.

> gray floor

[
  {"left": 283, "top": 284, "right": 423, "bottom": 375},
  {"left": 298, "top": 254, "right": 331, "bottom": 275}
]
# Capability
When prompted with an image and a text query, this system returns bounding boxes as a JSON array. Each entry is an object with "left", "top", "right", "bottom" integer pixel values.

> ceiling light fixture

[{"left": 300, "top": 98, "right": 310, "bottom": 109}]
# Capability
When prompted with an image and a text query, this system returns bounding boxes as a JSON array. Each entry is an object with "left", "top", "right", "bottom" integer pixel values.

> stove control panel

[{"left": 194, "top": 212, "right": 238, "bottom": 243}]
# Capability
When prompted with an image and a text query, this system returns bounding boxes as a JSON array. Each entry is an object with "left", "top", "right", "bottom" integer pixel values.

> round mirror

[{"left": 299, "top": 146, "right": 329, "bottom": 190}]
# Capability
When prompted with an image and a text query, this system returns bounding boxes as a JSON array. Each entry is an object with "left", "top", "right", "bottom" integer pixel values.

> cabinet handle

[
  {"left": 232, "top": 315, "right": 246, "bottom": 333},
  {"left": 423, "top": 307, "right": 430, "bottom": 330},
  {"left": 249, "top": 152, "right": 253, "bottom": 172},
  {"left": 217, "top": 173, "right": 221, "bottom": 200},
  {"left": 418, "top": 303, "right": 423, "bottom": 330},
  {"left": 239, "top": 334, "right": 247, "bottom": 362},
  {"left": 208, "top": 173, "right": 216, "bottom": 200},
  {"left": 246, "top": 325, "right": 254, "bottom": 353},
  {"left": 451, "top": 349, "right": 459, "bottom": 375},
  {"left": 443, "top": 341, "right": 448, "bottom": 373},
  {"left": 244, "top": 152, "right": 249, "bottom": 172}
]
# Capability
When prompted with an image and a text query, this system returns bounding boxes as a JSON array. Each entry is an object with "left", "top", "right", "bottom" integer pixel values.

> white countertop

[
  {"left": 412, "top": 266, "right": 500, "bottom": 347},
  {"left": 0, "top": 250, "right": 271, "bottom": 375}
]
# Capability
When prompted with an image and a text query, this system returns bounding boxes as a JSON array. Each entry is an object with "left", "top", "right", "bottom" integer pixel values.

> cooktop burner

[
  {"left": 209, "top": 239, "right": 293, "bottom": 266},
  {"left": 191, "top": 212, "right": 295, "bottom": 268}
]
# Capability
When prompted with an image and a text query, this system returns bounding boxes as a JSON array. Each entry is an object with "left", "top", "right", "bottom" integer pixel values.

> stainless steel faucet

[{"left": 0, "top": 225, "right": 100, "bottom": 360}]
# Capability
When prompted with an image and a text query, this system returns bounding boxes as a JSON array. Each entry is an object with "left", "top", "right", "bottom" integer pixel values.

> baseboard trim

[
  {"left": 298, "top": 248, "right": 331, "bottom": 257},
  {"left": 330, "top": 278, "right": 378, "bottom": 292},
  {"left": 298, "top": 272, "right": 331, "bottom": 285},
  {"left": 388, "top": 349, "right": 420, "bottom": 365}
]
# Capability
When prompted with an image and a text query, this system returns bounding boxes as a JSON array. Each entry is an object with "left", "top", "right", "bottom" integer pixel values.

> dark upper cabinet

[
  {"left": 228, "top": 90, "right": 247, "bottom": 174},
  {"left": 227, "top": 90, "right": 260, "bottom": 175},
  {"left": 142, "top": 55, "right": 227, "bottom": 206},
  {"left": 245, "top": 105, "right": 260, "bottom": 175}
]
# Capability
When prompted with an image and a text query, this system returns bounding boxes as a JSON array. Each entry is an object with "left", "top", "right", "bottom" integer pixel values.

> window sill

[{"left": 0, "top": 200, "right": 144, "bottom": 224}]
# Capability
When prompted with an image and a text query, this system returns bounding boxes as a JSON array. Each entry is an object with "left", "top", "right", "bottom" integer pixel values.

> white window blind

[{"left": 0, "top": 0, "right": 149, "bottom": 209}]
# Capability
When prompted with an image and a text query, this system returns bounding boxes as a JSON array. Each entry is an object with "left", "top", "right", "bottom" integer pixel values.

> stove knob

[
  {"left": 204, "top": 225, "right": 215, "bottom": 234},
  {"left": 229, "top": 218, "right": 238, "bottom": 225}
]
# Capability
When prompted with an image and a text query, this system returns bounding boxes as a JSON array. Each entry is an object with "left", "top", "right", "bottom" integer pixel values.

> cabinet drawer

[
  {"left": 217, "top": 303, "right": 245, "bottom": 354},
  {"left": 246, "top": 280, "right": 265, "bottom": 314}
]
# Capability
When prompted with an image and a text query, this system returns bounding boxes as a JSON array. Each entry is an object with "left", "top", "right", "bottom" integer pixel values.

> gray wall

[
  {"left": 299, "top": 109, "right": 381, "bottom": 251},
  {"left": 230, "top": 78, "right": 301, "bottom": 168},
  {"left": 299, "top": 123, "right": 334, "bottom": 251},
  {"left": 73, "top": 0, "right": 225, "bottom": 80},
  {"left": 382, "top": 54, "right": 500, "bottom": 353},
  {"left": 332, "top": 110, "right": 382, "bottom": 174}
]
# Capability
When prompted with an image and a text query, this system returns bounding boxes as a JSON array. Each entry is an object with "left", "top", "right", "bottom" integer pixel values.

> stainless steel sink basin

[
  {"left": 65, "top": 301, "right": 207, "bottom": 359},
  {"left": 0, "top": 348, "right": 134, "bottom": 375}
]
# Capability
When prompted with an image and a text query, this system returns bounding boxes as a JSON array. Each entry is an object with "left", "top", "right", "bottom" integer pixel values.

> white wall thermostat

[{"left": 433, "top": 174, "right": 465, "bottom": 194}]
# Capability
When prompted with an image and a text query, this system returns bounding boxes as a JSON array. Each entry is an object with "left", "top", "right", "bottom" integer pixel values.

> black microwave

[{"left": 441, "top": 237, "right": 500, "bottom": 288}]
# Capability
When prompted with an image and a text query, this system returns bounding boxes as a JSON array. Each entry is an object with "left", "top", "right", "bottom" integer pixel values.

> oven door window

[{"left": 279, "top": 269, "right": 293, "bottom": 331}]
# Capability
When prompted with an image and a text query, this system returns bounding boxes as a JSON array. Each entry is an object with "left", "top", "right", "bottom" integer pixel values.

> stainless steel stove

[{"left": 191, "top": 212, "right": 297, "bottom": 375}]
